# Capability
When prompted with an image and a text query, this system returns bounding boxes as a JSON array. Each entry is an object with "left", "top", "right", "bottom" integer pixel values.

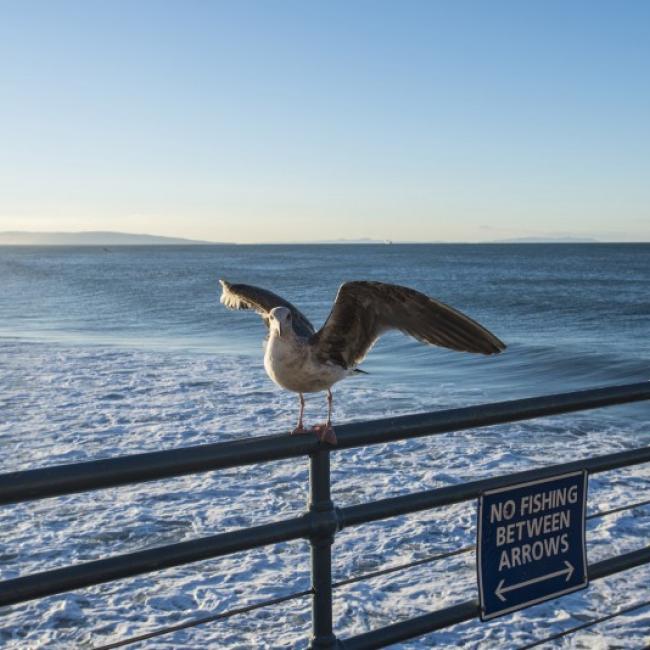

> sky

[{"left": 1, "top": 1, "right": 649, "bottom": 243}]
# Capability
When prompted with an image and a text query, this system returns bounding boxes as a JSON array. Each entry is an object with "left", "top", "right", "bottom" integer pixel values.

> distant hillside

[
  {"left": 492, "top": 236, "right": 600, "bottom": 243},
  {"left": 302, "top": 238, "right": 394, "bottom": 244},
  {"left": 0, "top": 231, "right": 218, "bottom": 245}
]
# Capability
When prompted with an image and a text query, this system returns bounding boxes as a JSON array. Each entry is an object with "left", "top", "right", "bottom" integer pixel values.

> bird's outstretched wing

[
  {"left": 311, "top": 281, "right": 506, "bottom": 368},
  {"left": 219, "top": 280, "right": 315, "bottom": 338}
]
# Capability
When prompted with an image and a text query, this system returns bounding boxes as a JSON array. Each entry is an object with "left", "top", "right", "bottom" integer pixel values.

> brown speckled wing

[
  {"left": 311, "top": 281, "right": 506, "bottom": 368},
  {"left": 219, "top": 280, "right": 315, "bottom": 338}
]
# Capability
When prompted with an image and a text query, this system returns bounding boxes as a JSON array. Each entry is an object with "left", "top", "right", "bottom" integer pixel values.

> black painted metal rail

[{"left": 0, "top": 381, "right": 649, "bottom": 648}]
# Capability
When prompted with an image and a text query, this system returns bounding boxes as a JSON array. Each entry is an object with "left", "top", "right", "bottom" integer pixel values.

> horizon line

[{"left": 2, "top": 229, "right": 649, "bottom": 245}]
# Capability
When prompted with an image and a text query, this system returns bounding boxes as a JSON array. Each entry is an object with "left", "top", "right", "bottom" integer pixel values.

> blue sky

[{"left": 1, "top": 1, "right": 649, "bottom": 242}]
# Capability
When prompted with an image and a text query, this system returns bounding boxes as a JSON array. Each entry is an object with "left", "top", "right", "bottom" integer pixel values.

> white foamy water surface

[{"left": 1, "top": 244, "right": 649, "bottom": 648}]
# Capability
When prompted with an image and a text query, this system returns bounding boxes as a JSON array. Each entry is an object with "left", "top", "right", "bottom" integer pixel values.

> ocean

[{"left": 0, "top": 244, "right": 649, "bottom": 648}]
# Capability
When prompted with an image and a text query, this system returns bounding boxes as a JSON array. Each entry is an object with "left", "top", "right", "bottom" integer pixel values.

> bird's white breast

[{"left": 264, "top": 333, "right": 348, "bottom": 393}]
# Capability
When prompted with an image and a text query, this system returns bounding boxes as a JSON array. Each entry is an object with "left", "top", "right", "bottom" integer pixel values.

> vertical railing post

[{"left": 308, "top": 447, "right": 340, "bottom": 649}]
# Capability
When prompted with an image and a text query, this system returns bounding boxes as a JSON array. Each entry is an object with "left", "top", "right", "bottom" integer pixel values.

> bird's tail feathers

[{"left": 353, "top": 368, "right": 369, "bottom": 375}]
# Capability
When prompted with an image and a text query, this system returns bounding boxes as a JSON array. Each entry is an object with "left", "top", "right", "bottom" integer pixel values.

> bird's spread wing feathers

[
  {"left": 311, "top": 281, "right": 506, "bottom": 368},
  {"left": 219, "top": 280, "right": 315, "bottom": 338}
]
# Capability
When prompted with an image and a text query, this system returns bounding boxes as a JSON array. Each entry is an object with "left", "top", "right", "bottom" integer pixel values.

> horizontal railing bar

[
  {"left": 589, "top": 545, "right": 650, "bottom": 581},
  {"left": 333, "top": 381, "right": 649, "bottom": 450},
  {"left": 0, "top": 515, "right": 310, "bottom": 609},
  {"left": 516, "top": 597, "right": 650, "bottom": 650},
  {"left": 338, "top": 445, "right": 650, "bottom": 528},
  {"left": 334, "top": 546, "right": 476, "bottom": 589},
  {"left": 0, "top": 435, "right": 315, "bottom": 507},
  {"left": 344, "top": 600, "right": 480, "bottom": 650},
  {"left": 342, "top": 545, "right": 650, "bottom": 649},
  {"left": 0, "top": 382, "right": 648, "bottom": 505},
  {"left": 92, "top": 588, "right": 314, "bottom": 650},
  {"left": 587, "top": 497, "right": 650, "bottom": 520}
]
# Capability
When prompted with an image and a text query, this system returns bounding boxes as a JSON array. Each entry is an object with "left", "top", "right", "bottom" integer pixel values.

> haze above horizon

[{"left": 1, "top": 2, "right": 649, "bottom": 243}]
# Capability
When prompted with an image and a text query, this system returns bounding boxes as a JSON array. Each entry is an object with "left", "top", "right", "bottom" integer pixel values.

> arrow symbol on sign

[{"left": 495, "top": 561, "right": 575, "bottom": 602}]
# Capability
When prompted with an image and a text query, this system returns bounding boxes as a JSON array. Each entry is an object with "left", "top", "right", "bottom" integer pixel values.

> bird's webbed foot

[
  {"left": 291, "top": 425, "right": 310, "bottom": 435},
  {"left": 312, "top": 424, "right": 337, "bottom": 445}
]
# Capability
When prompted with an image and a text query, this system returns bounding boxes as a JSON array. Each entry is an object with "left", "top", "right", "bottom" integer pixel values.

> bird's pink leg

[
  {"left": 326, "top": 389, "right": 333, "bottom": 428},
  {"left": 291, "top": 393, "right": 309, "bottom": 435},
  {"left": 313, "top": 389, "right": 337, "bottom": 445}
]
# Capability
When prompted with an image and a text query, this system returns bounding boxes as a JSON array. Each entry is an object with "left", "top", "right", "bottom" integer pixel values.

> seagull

[{"left": 219, "top": 280, "right": 505, "bottom": 444}]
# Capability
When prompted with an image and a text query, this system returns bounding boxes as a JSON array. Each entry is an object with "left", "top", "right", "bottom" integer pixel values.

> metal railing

[{"left": 0, "top": 381, "right": 649, "bottom": 648}]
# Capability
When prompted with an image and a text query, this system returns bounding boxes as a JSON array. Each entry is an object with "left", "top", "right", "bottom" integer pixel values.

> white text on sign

[{"left": 490, "top": 485, "right": 578, "bottom": 571}]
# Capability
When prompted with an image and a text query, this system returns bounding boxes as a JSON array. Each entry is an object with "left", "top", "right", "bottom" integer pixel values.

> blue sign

[{"left": 477, "top": 471, "right": 588, "bottom": 620}]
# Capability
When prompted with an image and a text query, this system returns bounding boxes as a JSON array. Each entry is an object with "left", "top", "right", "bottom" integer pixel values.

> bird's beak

[{"left": 272, "top": 318, "right": 284, "bottom": 338}]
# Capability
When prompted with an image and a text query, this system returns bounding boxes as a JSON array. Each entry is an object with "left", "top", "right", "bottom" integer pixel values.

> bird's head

[{"left": 269, "top": 306, "right": 292, "bottom": 339}]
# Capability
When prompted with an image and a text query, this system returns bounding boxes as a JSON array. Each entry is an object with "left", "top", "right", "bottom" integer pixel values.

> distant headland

[
  {"left": 490, "top": 236, "right": 599, "bottom": 243},
  {"left": 0, "top": 231, "right": 218, "bottom": 246}
]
